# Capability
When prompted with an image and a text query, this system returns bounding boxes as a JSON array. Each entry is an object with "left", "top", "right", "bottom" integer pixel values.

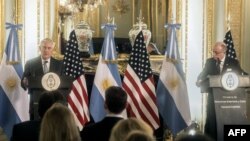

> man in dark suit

[
  {"left": 11, "top": 90, "right": 65, "bottom": 141},
  {"left": 196, "top": 41, "right": 246, "bottom": 140},
  {"left": 80, "top": 86, "right": 127, "bottom": 141},
  {"left": 21, "top": 38, "right": 64, "bottom": 119}
]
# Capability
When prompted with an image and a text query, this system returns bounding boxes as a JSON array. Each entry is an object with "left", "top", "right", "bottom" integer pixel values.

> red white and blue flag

[
  {"left": 63, "top": 30, "right": 90, "bottom": 130},
  {"left": 122, "top": 31, "right": 160, "bottom": 129},
  {"left": 223, "top": 30, "right": 237, "bottom": 60}
]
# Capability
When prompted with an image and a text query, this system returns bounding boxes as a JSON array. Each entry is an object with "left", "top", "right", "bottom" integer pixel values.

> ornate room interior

[{"left": 1, "top": 0, "right": 250, "bottom": 138}]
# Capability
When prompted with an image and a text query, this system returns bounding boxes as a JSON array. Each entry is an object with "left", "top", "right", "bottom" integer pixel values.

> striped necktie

[
  {"left": 216, "top": 60, "right": 221, "bottom": 74},
  {"left": 43, "top": 61, "right": 48, "bottom": 74}
]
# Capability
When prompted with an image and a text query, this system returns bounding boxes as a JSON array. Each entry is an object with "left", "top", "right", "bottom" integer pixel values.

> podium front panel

[
  {"left": 213, "top": 88, "right": 249, "bottom": 141},
  {"left": 28, "top": 75, "right": 74, "bottom": 120}
]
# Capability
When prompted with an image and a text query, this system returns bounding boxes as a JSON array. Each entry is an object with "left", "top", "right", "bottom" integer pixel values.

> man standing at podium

[
  {"left": 21, "top": 38, "right": 64, "bottom": 119},
  {"left": 196, "top": 41, "right": 247, "bottom": 140}
]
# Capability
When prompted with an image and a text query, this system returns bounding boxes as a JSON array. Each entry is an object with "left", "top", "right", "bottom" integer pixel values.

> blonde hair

[
  {"left": 39, "top": 103, "right": 80, "bottom": 141},
  {"left": 0, "top": 127, "right": 8, "bottom": 141},
  {"left": 109, "top": 118, "right": 153, "bottom": 141},
  {"left": 124, "top": 130, "right": 155, "bottom": 141}
]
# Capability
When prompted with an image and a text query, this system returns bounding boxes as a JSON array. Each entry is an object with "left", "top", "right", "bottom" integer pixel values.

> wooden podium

[
  {"left": 28, "top": 75, "right": 74, "bottom": 120},
  {"left": 208, "top": 74, "right": 250, "bottom": 141}
]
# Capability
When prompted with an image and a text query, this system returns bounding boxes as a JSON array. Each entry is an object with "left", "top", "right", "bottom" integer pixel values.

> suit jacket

[
  {"left": 80, "top": 117, "right": 123, "bottom": 141},
  {"left": 11, "top": 120, "right": 41, "bottom": 141},
  {"left": 21, "top": 56, "right": 64, "bottom": 120},
  {"left": 21, "top": 56, "right": 64, "bottom": 90}
]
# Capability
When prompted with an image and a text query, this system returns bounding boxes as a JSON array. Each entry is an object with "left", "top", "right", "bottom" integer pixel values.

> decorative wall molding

[
  {"left": 0, "top": 0, "right": 4, "bottom": 61},
  {"left": 45, "top": 0, "right": 50, "bottom": 38},
  {"left": 204, "top": 0, "right": 214, "bottom": 60},
  {"left": 37, "top": 0, "right": 40, "bottom": 46},
  {"left": 225, "top": 0, "right": 243, "bottom": 62},
  {"left": 16, "top": 0, "right": 23, "bottom": 60}
]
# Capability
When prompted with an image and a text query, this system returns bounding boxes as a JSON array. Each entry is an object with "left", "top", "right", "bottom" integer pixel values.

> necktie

[
  {"left": 43, "top": 61, "right": 48, "bottom": 74},
  {"left": 216, "top": 60, "right": 221, "bottom": 74}
]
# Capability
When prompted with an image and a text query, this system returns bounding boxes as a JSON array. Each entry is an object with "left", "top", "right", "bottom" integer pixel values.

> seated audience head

[
  {"left": 124, "top": 130, "right": 155, "bottom": 141},
  {"left": 105, "top": 86, "right": 127, "bottom": 114},
  {"left": 109, "top": 117, "right": 153, "bottom": 141},
  {"left": 39, "top": 103, "right": 80, "bottom": 141},
  {"left": 0, "top": 127, "right": 8, "bottom": 141},
  {"left": 38, "top": 90, "right": 66, "bottom": 118},
  {"left": 175, "top": 133, "right": 214, "bottom": 141}
]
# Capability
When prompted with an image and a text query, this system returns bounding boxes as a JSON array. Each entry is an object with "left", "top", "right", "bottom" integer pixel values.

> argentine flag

[
  {"left": 90, "top": 23, "right": 123, "bottom": 122},
  {"left": 0, "top": 23, "right": 29, "bottom": 139},
  {"left": 156, "top": 23, "right": 191, "bottom": 136}
]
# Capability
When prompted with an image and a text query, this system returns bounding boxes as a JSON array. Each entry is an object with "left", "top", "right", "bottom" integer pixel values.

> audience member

[
  {"left": 109, "top": 117, "right": 154, "bottom": 141},
  {"left": 124, "top": 130, "right": 155, "bottom": 141},
  {"left": 80, "top": 86, "right": 127, "bottom": 141},
  {"left": 0, "top": 126, "right": 8, "bottom": 141},
  {"left": 39, "top": 103, "right": 81, "bottom": 141},
  {"left": 11, "top": 90, "right": 65, "bottom": 141}
]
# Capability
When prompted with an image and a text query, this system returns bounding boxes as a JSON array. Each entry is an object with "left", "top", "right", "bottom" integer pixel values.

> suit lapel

[
  {"left": 35, "top": 57, "right": 43, "bottom": 74},
  {"left": 49, "top": 58, "right": 57, "bottom": 72},
  {"left": 222, "top": 57, "right": 229, "bottom": 73},
  {"left": 211, "top": 59, "right": 220, "bottom": 75}
]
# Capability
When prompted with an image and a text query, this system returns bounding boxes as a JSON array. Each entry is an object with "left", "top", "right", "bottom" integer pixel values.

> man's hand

[{"left": 196, "top": 80, "right": 202, "bottom": 87}]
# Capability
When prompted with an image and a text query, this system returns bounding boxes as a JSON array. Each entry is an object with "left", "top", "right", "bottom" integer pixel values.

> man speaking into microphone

[
  {"left": 21, "top": 38, "right": 64, "bottom": 120},
  {"left": 196, "top": 41, "right": 247, "bottom": 140}
]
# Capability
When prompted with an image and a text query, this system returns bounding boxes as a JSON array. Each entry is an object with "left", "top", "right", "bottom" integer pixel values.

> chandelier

[{"left": 60, "top": 0, "right": 103, "bottom": 13}]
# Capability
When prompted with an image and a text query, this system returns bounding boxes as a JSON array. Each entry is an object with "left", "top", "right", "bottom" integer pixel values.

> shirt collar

[
  {"left": 221, "top": 55, "right": 226, "bottom": 63},
  {"left": 41, "top": 57, "right": 51, "bottom": 64},
  {"left": 106, "top": 113, "right": 124, "bottom": 118}
]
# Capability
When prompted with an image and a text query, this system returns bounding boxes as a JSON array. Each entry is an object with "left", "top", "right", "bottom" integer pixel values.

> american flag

[
  {"left": 122, "top": 31, "right": 160, "bottom": 129},
  {"left": 63, "top": 30, "right": 89, "bottom": 130},
  {"left": 223, "top": 30, "right": 237, "bottom": 60}
]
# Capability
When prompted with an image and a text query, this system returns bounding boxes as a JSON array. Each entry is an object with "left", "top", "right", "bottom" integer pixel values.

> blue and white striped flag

[
  {"left": 100, "top": 24, "right": 117, "bottom": 61},
  {"left": 5, "top": 23, "right": 22, "bottom": 63},
  {"left": 0, "top": 23, "right": 29, "bottom": 139},
  {"left": 156, "top": 23, "right": 191, "bottom": 135},
  {"left": 90, "top": 23, "right": 124, "bottom": 122}
]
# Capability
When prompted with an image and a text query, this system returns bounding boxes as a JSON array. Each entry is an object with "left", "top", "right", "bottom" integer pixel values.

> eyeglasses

[
  {"left": 213, "top": 51, "right": 224, "bottom": 55},
  {"left": 41, "top": 46, "right": 53, "bottom": 50}
]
